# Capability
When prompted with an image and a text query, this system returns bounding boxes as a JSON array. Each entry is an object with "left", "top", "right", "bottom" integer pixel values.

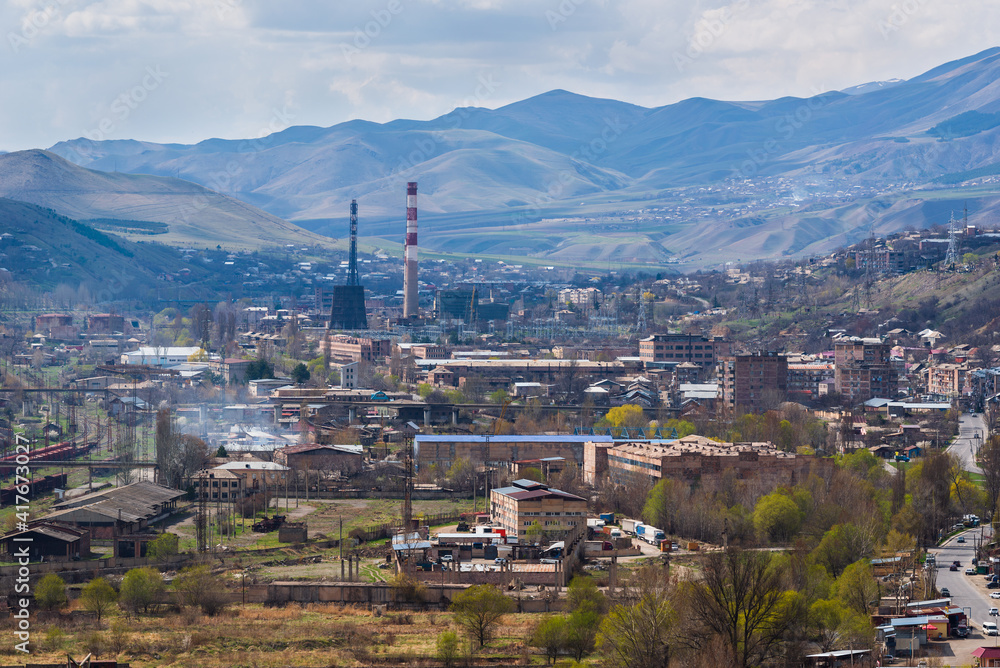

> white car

[
  {"left": 990, "top": 607, "right": 999, "bottom": 617},
  {"left": 967, "top": 568, "right": 976, "bottom": 575},
  {"left": 990, "top": 592, "right": 1000, "bottom": 599}
]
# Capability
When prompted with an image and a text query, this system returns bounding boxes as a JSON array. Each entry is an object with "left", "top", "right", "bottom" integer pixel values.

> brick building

[
  {"left": 718, "top": 352, "right": 788, "bottom": 411},
  {"left": 584, "top": 435, "right": 831, "bottom": 487},
  {"left": 413, "top": 434, "right": 613, "bottom": 472},
  {"left": 274, "top": 443, "right": 363, "bottom": 474},
  {"left": 321, "top": 334, "right": 392, "bottom": 364},
  {"left": 834, "top": 338, "right": 897, "bottom": 403},
  {"left": 926, "top": 363, "right": 969, "bottom": 398},
  {"left": 490, "top": 479, "right": 587, "bottom": 538},
  {"left": 639, "top": 333, "right": 729, "bottom": 366}
]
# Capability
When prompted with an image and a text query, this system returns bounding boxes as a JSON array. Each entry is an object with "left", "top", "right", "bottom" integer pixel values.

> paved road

[
  {"left": 947, "top": 414, "right": 987, "bottom": 474},
  {"left": 931, "top": 527, "right": 995, "bottom": 632}
]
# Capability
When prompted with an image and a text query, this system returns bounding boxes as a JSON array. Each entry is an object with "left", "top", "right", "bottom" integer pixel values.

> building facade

[
  {"left": 834, "top": 338, "right": 897, "bottom": 403},
  {"left": 490, "top": 479, "right": 587, "bottom": 538},
  {"left": 639, "top": 333, "right": 728, "bottom": 366},
  {"left": 718, "top": 352, "right": 788, "bottom": 411}
]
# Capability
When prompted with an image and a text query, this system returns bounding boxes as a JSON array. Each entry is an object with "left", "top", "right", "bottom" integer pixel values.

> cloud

[{"left": 0, "top": 0, "right": 999, "bottom": 150}]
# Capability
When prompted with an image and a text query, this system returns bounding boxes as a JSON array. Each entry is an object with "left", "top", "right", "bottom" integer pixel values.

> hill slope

[{"left": 0, "top": 150, "right": 332, "bottom": 250}]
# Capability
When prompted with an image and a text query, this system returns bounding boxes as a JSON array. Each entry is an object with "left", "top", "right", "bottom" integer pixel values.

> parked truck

[
  {"left": 601, "top": 526, "right": 623, "bottom": 539},
  {"left": 636, "top": 524, "right": 666, "bottom": 545},
  {"left": 599, "top": 512, "right": 616, "bottom": 525},
  {"left": 621, "top": 518, "right": 641, "bottom": 535}
]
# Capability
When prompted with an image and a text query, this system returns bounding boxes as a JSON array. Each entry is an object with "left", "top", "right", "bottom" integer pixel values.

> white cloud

[{"left": 0, "top": 0, "right": 999, "bottom": 150}]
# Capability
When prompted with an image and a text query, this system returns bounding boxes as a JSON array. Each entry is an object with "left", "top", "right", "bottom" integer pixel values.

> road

[
  {"left": 931, "top": 526, "right": 995, "bottom": 632},
  {"left": 947, "top": 414, "right": 986, "bottom": 475}
]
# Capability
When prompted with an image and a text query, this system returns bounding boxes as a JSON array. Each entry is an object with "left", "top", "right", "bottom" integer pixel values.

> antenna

[
  {"left": 945, "top": 212, "right": 959, "bottom": 269},
  {"left": 347, "top": 199, "right": 359, "bottom": 286}
]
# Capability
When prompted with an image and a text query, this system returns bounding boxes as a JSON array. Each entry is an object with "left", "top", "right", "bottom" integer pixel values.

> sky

[{"left": 2, "top": 0, "right": 999, "bottom": 152}]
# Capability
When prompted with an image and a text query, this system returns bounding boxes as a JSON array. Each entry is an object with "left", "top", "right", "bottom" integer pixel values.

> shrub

[
  {"left": 173, "top": 565, "right": 228, "bottom": 616},
  {"left": 35, "top": 574, "right": 68, "bottom": 611}
]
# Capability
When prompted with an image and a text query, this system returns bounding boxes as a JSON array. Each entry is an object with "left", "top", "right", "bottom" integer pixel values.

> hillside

[
  {"left": 42, "top": 47, "right": 1000, "bottom": 268},
  {"left": 0, "top": 198, "right": 214, "bottom": 295},
  {"left": 0, "top": 150, "right": 334, "bottom": 251}
]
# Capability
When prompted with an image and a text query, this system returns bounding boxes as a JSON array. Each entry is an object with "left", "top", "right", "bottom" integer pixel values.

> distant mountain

[
  {"left": 0, "top": 150, "right": 332, "bottom": 250},
  {"left": 43, "top": 47, "right": 1000, "bottom": 266}
]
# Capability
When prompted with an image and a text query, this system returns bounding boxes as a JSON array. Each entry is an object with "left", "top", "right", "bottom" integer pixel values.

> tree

[
  {"left": 147, "top": 533, "right": 179, "bottom": 561},
  {"left": 598, "top": 564, "right": 675, "bottom": 668},
  {"left": 436, "top": 630, "right": 461, "bottom": 667},
  {"left": 980, "top": 434, "right": 1000, "bottom": 517},
  {"left": 687, "top": 547, "right": 799, "bottom": 668},
  {"left": 119, "top": 567, "right": 165, "bottom": 614},
  {"left": 245, "top": 357, "right": 274, "bottom": 381},
  {"left": 35, "top": 574, "right": 67, "bottom": 611},
  {"left": 643, "top": 478, "right": 686, "bottom": 534},
  {"left": 291, "top": 362, "right": 310, "bottom": 385},
  {"left": 450, "top": 584, "right": 515, "bottom": 648},
  {"left": 530, "top": 615, "right": 567, "bottom": 664},
  {"left": 81, "top": 577, "right": 118, "bottom": 626},
  {"left": 603, "top": 404, "right": 648, "bottom": 431},
  {"left": 752, "top": 492, "right": 802, "bottom": 543},
  {"left": 174, "top": 565, "right": 228, "bottom": 616},
  {"left": 835, "top": 560, "right": 880, "bottom": 617}
]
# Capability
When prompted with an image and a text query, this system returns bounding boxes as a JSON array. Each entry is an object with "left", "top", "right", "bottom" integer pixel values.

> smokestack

[{"left": 403, "top": 181, "right": 418, "bottom": 319}]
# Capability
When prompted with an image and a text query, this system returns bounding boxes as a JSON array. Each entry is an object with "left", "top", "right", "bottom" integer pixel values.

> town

[{"left": 2, "top": 182, "right": 1000, "bottom": 668}]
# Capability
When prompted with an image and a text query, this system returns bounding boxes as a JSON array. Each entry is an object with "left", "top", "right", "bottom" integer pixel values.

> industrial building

[{"left": 490, "top": 479, "right": 587, "bottom": 538}]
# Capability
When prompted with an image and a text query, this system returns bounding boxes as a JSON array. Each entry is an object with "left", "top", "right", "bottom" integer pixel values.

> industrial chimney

[{"left": 403, "top": 182, "right": 418, "bottom": 319}]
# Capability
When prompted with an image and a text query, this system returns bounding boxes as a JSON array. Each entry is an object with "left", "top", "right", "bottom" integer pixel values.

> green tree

[
  {"left": 35, "top": 574, "right": 68, "bottom": 611},
  {"left": 245, "top": 357, "right": 274, "bottom": 381},
  {"left": 436, "top": 629, "right": 461, "bottom": 667},
  {"left": 603, "top": 404, "right": 649, "bottom": 431},
  {"left": 835, "top": 560, "right": 880, "bottom": 617},
  {"left": 567, "top": 576, "right": 608, "bottom": 615},
  {"left": 752, "top": 492, "right": 802, "bottom": 543},
  {"left": 524, "top": 521, "right": 544, "bottom": 545},
  {"left": 291, "top": 362, "right": 311, "bottom": 385},
  {"left": 119, "top": 567, "right": 165, "bottom": 614},
  {"left": 450, "top": 584, "right": 515, "bottom": 648},
  {"left": 530, "top": 615, "right": 567, "bottom": 664},
  {"left": 147, "top": 533, "right": 179, "bottom": 561},
  {"left": 216, "top": 445, "right": 228, "bottom": 458},
  {"left": 643, "top": 478, "right": 686, "bottom": 534},
  {"left": 81, "top": 577, "right": 118, "bottom": 626}
]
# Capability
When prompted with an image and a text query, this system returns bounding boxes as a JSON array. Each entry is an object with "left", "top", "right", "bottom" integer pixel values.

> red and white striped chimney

[{"left": 403, "top": 181, "right": 418, "bottom": 318}]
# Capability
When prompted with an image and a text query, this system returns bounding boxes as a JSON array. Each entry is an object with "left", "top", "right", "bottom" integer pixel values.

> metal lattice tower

[
  {"left": 945, "top": 212, "right": 959, "bottom": 268},
  {"left": 347, "top": 199, "right": 359, "bottom": 286},
  {"left": 636, "top": 293, "right": 648, "bottom": 334}
]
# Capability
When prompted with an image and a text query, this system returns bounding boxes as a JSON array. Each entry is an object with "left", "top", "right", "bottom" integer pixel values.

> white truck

[{"left": 621, "top": 518, "right": 641, "bottom": 535}]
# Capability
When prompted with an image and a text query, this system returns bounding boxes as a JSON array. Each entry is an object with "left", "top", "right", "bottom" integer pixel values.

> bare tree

[{"left": 687, "top": 547, "right": 800, "bottom": 668}]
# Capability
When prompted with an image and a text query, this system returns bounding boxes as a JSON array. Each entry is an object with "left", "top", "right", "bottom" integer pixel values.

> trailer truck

[
  {"left": 621, "top": 518, "right": 641, "bottom": 535},
  {"left": 636, "top": 524, "right": 666, "bottom": 545}
]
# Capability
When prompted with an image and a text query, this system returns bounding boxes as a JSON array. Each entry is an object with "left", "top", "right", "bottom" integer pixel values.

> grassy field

[{"left": 4, "top": 602, "right": 549, "bottom": 668}]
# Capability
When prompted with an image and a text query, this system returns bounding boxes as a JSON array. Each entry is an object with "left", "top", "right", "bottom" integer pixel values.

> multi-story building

[
  {"left": 584, "top": 435, "right": 832, "bottom": 487},
  {"left": 192, "top": 468, "right": 243, "bottom": 501},
  {"left": 926, "top": 363, "right": 969, "bottom": 398},
  {"left": 558, "top": 287, "right": 602, "bottom": 309},
  {"left": 490, "top": 479, "right": 587, "bottom": 538},
  {"left": 718, "top": 352, "right": 788, "bottom": 411},
  {"left": 834, "top": 338, "right": 897, "bottom": 403},
  {"left": 639, "top": 333, "right": 728, "bottom": 366},
  {"left": 787, "top": 362, "right": 836, "bottom": 400},
  {"left": 321, "top": 334, "right": 392, "bottom": 364}
]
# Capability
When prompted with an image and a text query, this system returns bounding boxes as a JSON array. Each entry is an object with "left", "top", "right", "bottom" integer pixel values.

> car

[
  {"left": 883, "top": 655, "right": 895, "bottom": 664},
  {"left": 954, "top": 561, "right": 962, "bottom": 567},
  {"left": 951, "top": 565, "right": 959, "bottom": 571},
  {"left": 990, "top": 607, "right": 998, "bottom": 617},
  {"left": 440, "top": 554, "right": 453, "bottom": 562},
  {"left": 671, "top": 542, "right": 679, "bottom": 551},
  {"left": 958, "top": 536, "right": 966, "bottom": 543},
  {"left": 941, "top": 587, "right": 951, "bottom": 597},
  {"left": 967, "top": 568, "right": 976, "bottom": 575},
  {"left": 985, "top": 621, "right": 999, "bottom": 636},
  {"left": 989, "top": 581, "right": 1000, "bottom": 589},
  {"left": 990, "top": 592, "right": 1000, "bottom": 599}
]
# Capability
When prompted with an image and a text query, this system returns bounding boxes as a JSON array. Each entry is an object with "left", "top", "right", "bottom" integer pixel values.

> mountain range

[{"left": 8, "top": 47, "right": 1000, "bottom": 267}]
